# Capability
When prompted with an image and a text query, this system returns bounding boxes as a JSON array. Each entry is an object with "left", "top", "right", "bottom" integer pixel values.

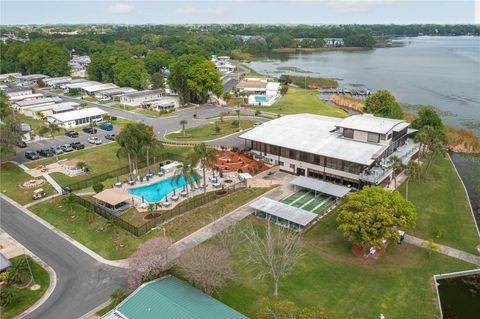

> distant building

[
  {"left": 14, "top": 96, "right": 63, "bottom": 111},
  {"left": 120, "top": 89, "right": 164, "bottom": 107},
  {"left": 44, "top": 76, "right": 72, "bottom": 88},
  {"left": 0, "top": 73, "right": 22, "bottom": 82},
  {"left": 69, "top": 55, "right": 91, "bottom": 78},
  {"left": 18, "top": 74, "right": 50, "bottom": 85},
  {"left": 323, "top": 38, "right": 344, "bottom": 47},
  {"left": 47, "top": 107, "right": 107, "bottom": 128},
  {"left": 95, "top": 87, "right": 138, "bottom": 101},
  {"left": 20, "top": 123, "right": 32, "bottom": 142},
  {"left": 2, "top": 87, "right": 33, "bottom": 99},
  {"left": 101, "top": 276, "right": 247, "bottom": 319},
  {"left": 141, "top": 97, "right": 179, "bottom": 112},
  {"left": 236, "top": 78, "right": 281, "bottom": 106},
  {"left": 22, "top": 102, "right": 79, "bottom": 119}
]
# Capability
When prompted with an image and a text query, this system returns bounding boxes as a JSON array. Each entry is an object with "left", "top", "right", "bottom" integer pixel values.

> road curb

[{"left": 0, "top": 193, "right": 128, "bottom": 269}]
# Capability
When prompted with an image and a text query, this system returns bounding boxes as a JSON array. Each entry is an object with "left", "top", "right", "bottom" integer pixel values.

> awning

[
  {"left": 93, "top": 188, "right": 132, "bottom": 206},
  {"left": 290, "top": 176, "right": 351, "bottom": 198},
  {"left": 249, "top": 197, "right": 317, "bottom": 227}
]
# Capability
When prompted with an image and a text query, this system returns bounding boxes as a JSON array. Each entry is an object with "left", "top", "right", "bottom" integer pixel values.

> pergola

[
  {"left": 249, "top": 197, "right": 317, "bottom": 231},
  {"left": 290, "top": 176, "right": 351, "bottom": 198}
]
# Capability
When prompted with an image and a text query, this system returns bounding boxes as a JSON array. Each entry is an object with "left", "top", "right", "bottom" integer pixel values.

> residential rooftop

[
  {"left": 336, "top": 114, "right": 408, "bottom": 135},
  {"left": 121, "top": 89, "right": 164, "bottom": 99},
  {"left": 47, "top": 107, "right": 107, "bottom": 122}
]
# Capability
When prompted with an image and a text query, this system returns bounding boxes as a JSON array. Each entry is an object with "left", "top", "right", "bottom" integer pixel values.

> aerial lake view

[{"left": 249, "top": 36, "right": 480, "bottom": 135}]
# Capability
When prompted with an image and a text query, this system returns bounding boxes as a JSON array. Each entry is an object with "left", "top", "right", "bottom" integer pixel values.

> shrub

[
  {"left": 255, "top": 110, "right": 261, "bottom": 116},
  {"left": 231, "top": 120, "right": 240, "bottom": 128},
  {"left": 253, "top": 166, "right": 259, "bottom": 175},
  {"left": 93, "top": 183, "right": 104, "bottom": 193},
  {"left": 237, "top": 168, "right": 243, "bottom": 173},
  {"left": 231, "top": 146, "right": 238, "bottom": 152},
  {"left": 111, "top": 116, "right": 117, "bottom": 121},
  {"left": 0, "top": 285, "right": 16, "bottom": 307}
]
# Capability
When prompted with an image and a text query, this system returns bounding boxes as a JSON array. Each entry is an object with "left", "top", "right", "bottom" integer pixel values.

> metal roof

[
  {"left": 249, "top": 197, "right": 317, "bottom": 226},
  {"left": 16, "top": 97, "right": 62, "bottom": 107},
  {"left": 336, "top": 114, "right": 406, "bottom": 134},
  {"left": 113, "top": 276, "right": 247, "bottom": 319},
  {"left": 240, "top": 114, "right": 384, "bottom": 166},
  {"left": 121, "top": 89, "right": 163, "bottom": 99},
  {"left": 290, "top": 176, "right": 351, "bottom": 198},
  {"left": 0, "top": 253, "right": 11, "bottom": 271},
  {"left": 47, "top": 107, "right": 107, "bottom": 123},
  {"left": 24, "top": 102, "right": 78, "bottom": 113}
]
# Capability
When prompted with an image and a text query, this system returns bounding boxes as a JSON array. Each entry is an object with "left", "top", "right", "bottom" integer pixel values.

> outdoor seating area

[{"left": 215, "top": 149, "right": 269, "bottom": 174}]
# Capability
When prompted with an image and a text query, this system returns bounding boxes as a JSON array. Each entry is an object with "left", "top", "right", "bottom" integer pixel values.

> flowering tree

[{"left": 127, "top": 237, "right": 173, "bottom": 290}]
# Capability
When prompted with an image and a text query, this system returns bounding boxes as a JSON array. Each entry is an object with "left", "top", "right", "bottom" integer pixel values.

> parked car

[
  {"left": 70, "top": 142, "right": 85, "bottom": 150},
  {"left": 49, "top": 146, "right": 64, "bottom": 155},
  {"left": 65, "top": 130, "right": 79, "bottom": 138},
  {"left": 105, "top": 134, "right": 116, "bottom": 141},
  {"left": 87, "top": 137, "right": 102, "bottom": 145},
  {"left": 83, "top": 127, "right": 97, "bottom": 134},
  {"left": 16, "top": 141, "right": 27, "bottom": 148},
  {"left": 25, "top": 151, "right": 39, "bottom": 160},
  {"left": 99, "top": 123, "right": 113, "bottom": 131},
  {"left": 37, "top": 149, "right": 54, "bottom": 157},
  {"left": 60, "top": 144, "right": 73, "bottom": 152}
]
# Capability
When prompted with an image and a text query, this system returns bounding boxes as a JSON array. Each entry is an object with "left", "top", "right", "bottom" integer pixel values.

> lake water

[{"left": 248, "top": 36, "right": 480, "bottom": 134}]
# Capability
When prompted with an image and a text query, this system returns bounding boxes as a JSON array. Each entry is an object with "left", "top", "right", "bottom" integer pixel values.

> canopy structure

[
  {"left": 249, "top": 197, "right": 317, "bottom": 227},
  {"left": 290, "top": 176, "right": 351, "bottom": 198},
  {"left": 94, "top": 188, "right": 131, "bottom": 206}
]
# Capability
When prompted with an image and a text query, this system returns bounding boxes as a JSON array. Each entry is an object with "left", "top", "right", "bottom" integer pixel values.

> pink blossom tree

[{"left": 127, "top": 237, "right": 174, "bottom": 290}]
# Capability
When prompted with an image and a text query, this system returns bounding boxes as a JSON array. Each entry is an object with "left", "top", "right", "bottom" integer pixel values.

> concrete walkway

[
  {"left": 404, "top": 234, "right": 480, "bottom": 266},
  {"left": 42, "top": 173, "right": 63, "bottom": 194}
]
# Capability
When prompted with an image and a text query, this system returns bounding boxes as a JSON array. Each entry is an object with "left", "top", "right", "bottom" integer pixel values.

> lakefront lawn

[
  {"left": 398, "top": 156, "right": 480, "bottom": 255},
  {"left": 165, "top": 120, "right": 255, "bottom": 141},
  {"left": 215, "top": 212, "right": 475, "bottom": 319},
  {"left": 251, "top": 87, "right": 348, "bottom": 118}
]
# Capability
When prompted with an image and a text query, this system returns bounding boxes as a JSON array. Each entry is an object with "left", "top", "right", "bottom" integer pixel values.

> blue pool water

[
  {"left": 127, "top": 176, "right": 193, "bottom": 202},
  {"left": 255, "top": 95, "right": 270, "bottom": 103}
]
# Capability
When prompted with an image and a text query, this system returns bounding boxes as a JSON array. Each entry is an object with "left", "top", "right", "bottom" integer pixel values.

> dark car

[
  {"left": 82, "top": 127, "right": 97, "bottom": 134},
  {"left": 70, "top": 142, "right": 85, "bottom": 150},
  {"left": 25, "top": 151, "right": 39, "bottom": 160},
  {"left": 105, "top": 134, "right": 116, "bottom": 141},
  {"left": 65, "top": 130, "right": 79, "bottom": 138},
  {"left": 37, "top": 149, "right": 54, "bottom": 157},
  {"left": 16, "top": 141, "right": 27, "bottom": 148}
]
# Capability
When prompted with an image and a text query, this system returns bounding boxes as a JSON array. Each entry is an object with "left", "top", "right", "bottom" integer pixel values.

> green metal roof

[{"left": 116, "top": 277, "right": 248, "bottom": 319}]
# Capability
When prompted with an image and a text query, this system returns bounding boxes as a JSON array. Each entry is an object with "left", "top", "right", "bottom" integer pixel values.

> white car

[{"left": 87, "top": 137, "right": 102, "bottom": 145}]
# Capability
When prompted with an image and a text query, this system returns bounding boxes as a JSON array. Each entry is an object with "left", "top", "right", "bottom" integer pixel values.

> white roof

[
  {"left": 65, "top": 81, "right": 101, "bottom": 89},
  {"left": 25, "top": 102, "right": 78, "bottom": 113},
  {"left": 290, "top": 176, "right": 351, "bottom": 198},
  {"left": 47, "top": 107, "right": 107, "bottom": 123},
  {"left": 240, "top": 114, "right": 385, "bottom": 166},
  {"left": 249, "top": 197, "right": 317, "bottom": 227},
  {"left": 16, "top": 97, "right": 62, "bottom": 107},
  {"left": 336, "top": 114, "right": 406, "bottom": 134},
  {"left": 83, "top": 83, "right": 118, "bottom": 93},
  {"left": 9, "top": 93, "right": 44, "bottom": 101}
]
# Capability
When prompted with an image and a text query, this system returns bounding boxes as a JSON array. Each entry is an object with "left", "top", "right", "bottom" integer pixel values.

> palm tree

[
  {"left": 8, "top": 257, "right": 31, "bottom": 284},
  {"left": 142, "top": 131, "right": 162, "bottom": 177},
  {"left": 116, "top": 126, "right": 133, "bottom": 176},
  {"left": 405, "top": 160, "right": 421, "bottom": 201},
  {"left": 180, "top": 119, "right": 188, "bottom": 137},
  {"left": 235, "top": 109, "right": 240, "bottom": 121},
  {"left": 388, "top": 155, "right": 405, "bottom": 189},
  {"left": 192, "top": 143, "right": 218, "bottom": 194},
  {"left": 105, "top": 218, "right": 118, "bottom": 239},
  {"left": 172, "top": 161, "right": 201, "bottom": 193},
  {"left": 111, "top": 289, "right": 127, "bottom": 307}
]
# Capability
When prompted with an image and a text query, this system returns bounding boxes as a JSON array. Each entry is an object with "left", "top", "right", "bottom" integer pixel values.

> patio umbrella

[
  {"left": 140, "top": 176, "right": 143, "bottom": 183},
  {"left": 146, "top": 175, "right": 150, "bottom": 182},
  {"left": 129, "top": 174, "right": 133, "bottom": 182},
  {"left": 173, "top": 188, "right": 176, "bottom": 196},
  {"left": 148, "top": 168, "right": 152, "bottom": 176},
  {"left": 164, "top": 195, "right": 169, "bottom": 203},
  {"left": 141, "top": 195, "right": 144, "bottom": 203},
  {"left": 116, "top": 176, "right": 119, "bottom": 183}
]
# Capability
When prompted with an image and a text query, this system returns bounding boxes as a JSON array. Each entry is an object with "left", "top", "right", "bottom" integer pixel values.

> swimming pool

[
  {"left": 255, "top": 95, "right": 270, "bottom": 103},
  {"left": 127, "top": 175, "right": 194, "bottom": 203}
]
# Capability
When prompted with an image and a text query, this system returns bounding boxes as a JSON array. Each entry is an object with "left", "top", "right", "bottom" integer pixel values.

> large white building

[
  {"left": 120, "top": 89, "right": 164, "bottom": 107},
  {"left": 240, "top": 113, "right": 419, "bottom": 189},
  {"left": 47, "top": 107, "right": 107, "bottom": 128}
]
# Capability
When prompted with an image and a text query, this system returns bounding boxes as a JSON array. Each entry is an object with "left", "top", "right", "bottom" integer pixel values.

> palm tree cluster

[{"left": 116, "top": 123, "right": 163, "bottom": 178}]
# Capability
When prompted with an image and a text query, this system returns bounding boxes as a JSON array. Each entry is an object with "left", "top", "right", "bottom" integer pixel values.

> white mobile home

[
  {"left": 23, "top": 102, "right": 79, "bottom": 119},
  {"left": 120, "top": 89, "right": 164, "bottom": 107},
  {"left": 47, "top": 107, "right": 107, "bottom": 128}
]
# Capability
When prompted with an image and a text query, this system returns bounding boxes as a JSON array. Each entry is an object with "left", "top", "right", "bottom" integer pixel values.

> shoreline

[{"left": 271, "top": 47, "right": 368, "bottom": 53}]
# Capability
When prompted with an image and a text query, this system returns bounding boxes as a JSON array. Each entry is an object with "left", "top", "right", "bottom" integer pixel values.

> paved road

[{"left": 1, "top": 197, "right": 127, "bottom": 319}]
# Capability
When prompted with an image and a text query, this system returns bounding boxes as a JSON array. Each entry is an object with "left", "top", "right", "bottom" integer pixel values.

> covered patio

[
  {"left": 93, "top": 188, "right": 132, "bottom": 215},
  {"left": 289, "top": 176, "right": 351, "bottom": 199},
  {"left": 249, "top": 197, "right": 318, "bottom": 231}
]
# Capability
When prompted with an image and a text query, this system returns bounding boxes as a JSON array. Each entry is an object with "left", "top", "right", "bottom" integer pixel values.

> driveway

[{"left": 0, "top": 197, "right": 127, "bottom": 319}]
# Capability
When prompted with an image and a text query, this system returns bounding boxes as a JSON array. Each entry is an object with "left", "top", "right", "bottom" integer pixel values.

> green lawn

[
  {"left": 0, "top": 163, "right": 56, "bottom": 205},
  {"left": 15, "top": 114, "right": 64, "bottom": 137},
  {"left": 1, "top": 255, "right": 50, "bottom": 319},
  {"left": 215, "top": 212, "right": 476, "bottom": 319},
  {"left": 135, "top": 109, "right": 177, "bottom": 118},
  {"left": 30, "top": 187, "right": 269, "bottom": 259},
  {"left": 165, "top": 120, "right": 255, "bottom": 141},
  {"left": 251, "top": 87, "right": 348, "bottom": 118},
  {"left": 111, "top": 104, "right": 136, "bottom": 111},
  {"left": 398, "top": 156, "right": 480, "bottom": 255}
]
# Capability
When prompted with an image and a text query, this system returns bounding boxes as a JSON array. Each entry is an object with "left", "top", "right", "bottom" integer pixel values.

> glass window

[
  {"left": 343, "top": 129, "right": 354, "bottom": 139},
  {"left": 367, "top": 133, "right": 380, "bottom": 143}
]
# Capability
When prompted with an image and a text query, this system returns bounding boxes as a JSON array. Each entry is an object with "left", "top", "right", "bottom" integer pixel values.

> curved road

[{"left": 1, "top": 197, "right": 126, "bottom": 319}]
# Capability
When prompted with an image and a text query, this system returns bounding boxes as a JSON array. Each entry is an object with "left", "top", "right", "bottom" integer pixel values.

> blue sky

[{"left": 1, "top": 1, "right": 477, "bottom": 25}]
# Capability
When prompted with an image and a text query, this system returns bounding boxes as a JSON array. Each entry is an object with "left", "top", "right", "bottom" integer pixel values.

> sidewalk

[
  {"left": 42, "top": 173, "right": 63, "bottom": 194},
  {"left": 404, "top": 234, "right": 480, "bottom": 266}
]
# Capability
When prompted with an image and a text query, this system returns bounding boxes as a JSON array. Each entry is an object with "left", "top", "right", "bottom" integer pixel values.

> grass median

[{"left": 165, "top": 120, "right": 255, "bottom": 141}]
